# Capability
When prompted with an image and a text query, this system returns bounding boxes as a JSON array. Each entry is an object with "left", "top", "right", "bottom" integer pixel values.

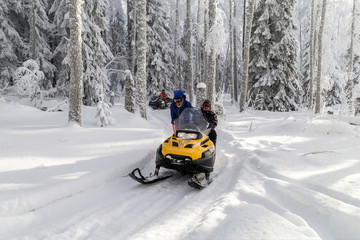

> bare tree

[
  {"left": 315, "top": 0, "right": 327, "bottom": 114},
  {"left": 136, "top": 0, "right": 147, "bottom": 119},
  {"left": 68, "top": 0, "right": 84, "bottom": 125},
  {"left": 239, "top": 0, "right": 255, "bottom": 112},
  {"left": 186, "top": 0, "right": 194, "bottom": 102}
]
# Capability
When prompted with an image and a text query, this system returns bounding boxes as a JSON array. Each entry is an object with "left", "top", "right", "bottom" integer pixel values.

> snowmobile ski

[
  {"left": 187, "top": 173, "right": 213, "bottom": 189},
  {"left": 129, "top": 168, "right": 173, "bottom": 184}
]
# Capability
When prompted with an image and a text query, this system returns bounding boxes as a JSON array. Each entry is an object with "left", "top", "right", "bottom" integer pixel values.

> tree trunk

[
  {"left": 203, "top": 0, "right": 208, "bottom": 87},
  {"left": 29, "top": 0, "right": 36, "bottom": 59},
  {"left": 186, "top": 0, "right": 194, "bottom": 103},
  {"left": 68, "top": 0, "right": 84, "bottom": 125},
  {"left": 233, "top": 1, "right": 238, "bottom": 103},
  {"left": 309, "top": 0, "right": 315, "bottom": 110},
  {"left": 229, "top": 0, "right": 234, "bottom": 105},
  {"left": 239, "top": 0, "right": 255, "bottom": 112},
  {"left": 348, "top": 0, "right": 357, "bottom": 114},
  {"left": 207, "top": 0, "right": 217, "bottom": 105},
  {"left": 125, "top": 70, "right": 135, "bottom": 113},
  {"left": 136, "top": 0, "right": 147, "bottom": 119},
  {"left": 174, "top": 0, "right": 180, "bottom": 89},
  {"left": 242, "top": 0, "right": 246, "bottom": 59},
  {"left": 315, "top": 0, "right": 327, "bottom": 114},
  {"left": 131, "top": 0, "right": 137, "bottom": 75}
]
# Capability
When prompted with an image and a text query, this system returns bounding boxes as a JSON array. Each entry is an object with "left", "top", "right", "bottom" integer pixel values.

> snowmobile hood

[{"left": 161, "top": 131, "right": 215, "bottom": 161}]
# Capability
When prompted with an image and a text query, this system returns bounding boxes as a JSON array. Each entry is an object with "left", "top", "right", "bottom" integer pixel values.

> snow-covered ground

[{"left": 1, "top": 96, "right": 360, "bottom": 240}]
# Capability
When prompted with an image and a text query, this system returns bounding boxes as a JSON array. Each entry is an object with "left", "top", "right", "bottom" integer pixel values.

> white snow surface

[{"left": 1, "top": 98, "right": 360, "bottom": 240}]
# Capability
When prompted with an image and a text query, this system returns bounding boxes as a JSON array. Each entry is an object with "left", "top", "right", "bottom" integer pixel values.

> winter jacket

[
  {"left": 201, "top": 109, "right": 218, "bottom": 129},
  {"left": 160, "top": 92, "right": 167, "bottom": 99},
  {"left": 170, "top": 100, "right": 193, "bottom": 122}
]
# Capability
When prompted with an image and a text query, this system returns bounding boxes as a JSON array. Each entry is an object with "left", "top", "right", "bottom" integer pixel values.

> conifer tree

[
  {"left": 82, "top": 0, "right": 114, "bottom": 106},
  {"left": 146, "top": 0, "right": 175, "bottom": 96},
  {"left": 26, "top": 0, "right": 55, "bottom": 87},
  {"left": 249, "top": 0, "right": 303, "bottom": 111},
  {"left": 0, "top": 1, "right": 26, "bottom": 88}
]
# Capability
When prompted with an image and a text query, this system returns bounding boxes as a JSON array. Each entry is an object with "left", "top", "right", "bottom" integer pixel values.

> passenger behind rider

[
  {"left": 170, "top": 90, "right": 192, "bottom": 126},
  {"left": 201, "top": 99, "right": 217, "bottom": 146}
]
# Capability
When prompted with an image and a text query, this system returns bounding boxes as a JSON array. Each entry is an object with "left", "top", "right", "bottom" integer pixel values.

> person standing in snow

[
  {"left": 159, "top": 89, "right": 167, "bottom": 100},
  {"left": 201, "top": 99, "right": 217, "bottom": 146},
  {"left": 170, "top": 90, "right": 192, "bottom": 126}
]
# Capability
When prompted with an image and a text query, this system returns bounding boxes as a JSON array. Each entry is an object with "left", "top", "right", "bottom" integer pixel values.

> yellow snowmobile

[{"left": 129, "top": 108, "right": 216, "bottom": 189}]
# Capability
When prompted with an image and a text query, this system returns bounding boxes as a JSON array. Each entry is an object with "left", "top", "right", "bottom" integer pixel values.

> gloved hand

[
  {"left": 171, "top": 120, "right": 175, "bottom": 125},
  {"left": 209, "top": 123, "right": 216, "bottom": 129}
]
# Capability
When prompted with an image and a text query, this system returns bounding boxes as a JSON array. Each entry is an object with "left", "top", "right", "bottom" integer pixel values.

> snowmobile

[
  {"left": 129, "top": 108, "right": 216, "bottom": 189},
  {"left": 148, "top": 95, "right": 172, "bottom": 110}
]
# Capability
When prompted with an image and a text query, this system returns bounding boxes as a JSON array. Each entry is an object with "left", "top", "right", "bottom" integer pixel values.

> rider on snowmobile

[{"left": 170, "top": 90, "right": 192, "bottom": 125}]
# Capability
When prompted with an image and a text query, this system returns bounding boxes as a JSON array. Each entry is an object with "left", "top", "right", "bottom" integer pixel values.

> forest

[{"left": 0, "top": 0, "right": 359, "bottom": 124}]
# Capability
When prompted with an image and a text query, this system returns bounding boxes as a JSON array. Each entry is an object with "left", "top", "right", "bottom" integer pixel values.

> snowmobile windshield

[{"left": 174, "top": 108, "right": 209, "bottom": 133}]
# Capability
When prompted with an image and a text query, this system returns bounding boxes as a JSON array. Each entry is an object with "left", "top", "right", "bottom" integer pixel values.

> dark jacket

[
  {"left": 201, "top": 109, "right": 218, "bottom": 129},
  {"left": 170, "top": 100, "right": 192, "bottom": 121}
]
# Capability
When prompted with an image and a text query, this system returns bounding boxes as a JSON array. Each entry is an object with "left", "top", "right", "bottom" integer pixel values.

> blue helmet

[{"left": 173, "top": 90, "right": 186, "bottom": 99}]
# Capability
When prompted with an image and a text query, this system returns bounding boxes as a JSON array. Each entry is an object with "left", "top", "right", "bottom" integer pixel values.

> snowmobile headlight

[
  {"left": 177, "top": 132, "right": 198, "bottom": 139},
  {"left": 202, "top": 150, "right": 212, "bottom": 158}
]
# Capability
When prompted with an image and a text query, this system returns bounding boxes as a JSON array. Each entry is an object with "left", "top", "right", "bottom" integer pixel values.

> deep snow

[{"left": 1, "top": 96, "right": 360, "bottom": 240}]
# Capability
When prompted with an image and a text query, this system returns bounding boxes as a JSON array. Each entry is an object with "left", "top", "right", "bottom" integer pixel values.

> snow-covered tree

[
  {"left": 173, "top": 0, "right": 181, "bottom": 89},
  {"left": 185, "top": 0, "right": 194, "bottom": 103},
  {"left": 124, "top": 70, "right": 135, "bottom": 113},
  {"left": 233, "top": 0, "right": 239, "bottom": 103},
  {"left": 297, "top": 0, "right": 312, "bottom": 108},
  {"left": 0, "top": 1, "right": 27, "bottom": 88},
  {"left": 146, "top": 0, "right": 175, "bottom": 96},
  {"left": 13, "top": 59, "right": 45, "bottom": 97},
  {"left": 196, "top": 82, "right": 207, "bottom": 108},
  {"left": 82, "top": 0, "right": 114, "bottom": 106},
  {"left": 68, "top": 0, "right": 83, "bottom": 126},
  {"left": 248, "top": 0, "right": 303, "bottom": 111},
  {"left": 51, "top": 0, "right": 113, "bottom": 106},
  {"left": 206, "top": 0, "right": 218, "bottom": 105},
  {"left": 95, "top": 87, "right": 114, "bottom": 127},
  {"left": 240, "top": 0, "right": 255, "bottom": 112},
  {"left": 308, "top": 0, "right": 316, "bottom": 109},
  {"left": 127, "top": 0, "right": 137, "bottom": 75},
  {"left": 315, "top": 0, "right": 327, "bottom": 114},
  {"left": 137, "top": 0, "right": 147, "bottom": 119},
  {"left": 229, "top": 0, "right": 234, "bottom": 105},
  {"left": 347, "top": 0, "right": 357, "bottom": 114},
  {"left": 50, "top": 0, "right": 71, "bottom": 96},
  {"left": 108, "top": 0, "right": 127, "bottom": 58},
  {"left": 26, "top": 0, "right": 56, "bottom": 86}
]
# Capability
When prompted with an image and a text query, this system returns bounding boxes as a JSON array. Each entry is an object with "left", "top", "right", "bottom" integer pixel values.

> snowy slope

[{"left": 1, "top": 98, "right": 360, "bottom": 240}]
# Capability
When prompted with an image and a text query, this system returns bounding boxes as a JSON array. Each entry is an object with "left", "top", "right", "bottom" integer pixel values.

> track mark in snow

[
  {"left": 302, "top": 150, "right": 336, "bottom": 156},
  {"left": 244, "top": 159, "right": 360, "bottom": 239}
]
